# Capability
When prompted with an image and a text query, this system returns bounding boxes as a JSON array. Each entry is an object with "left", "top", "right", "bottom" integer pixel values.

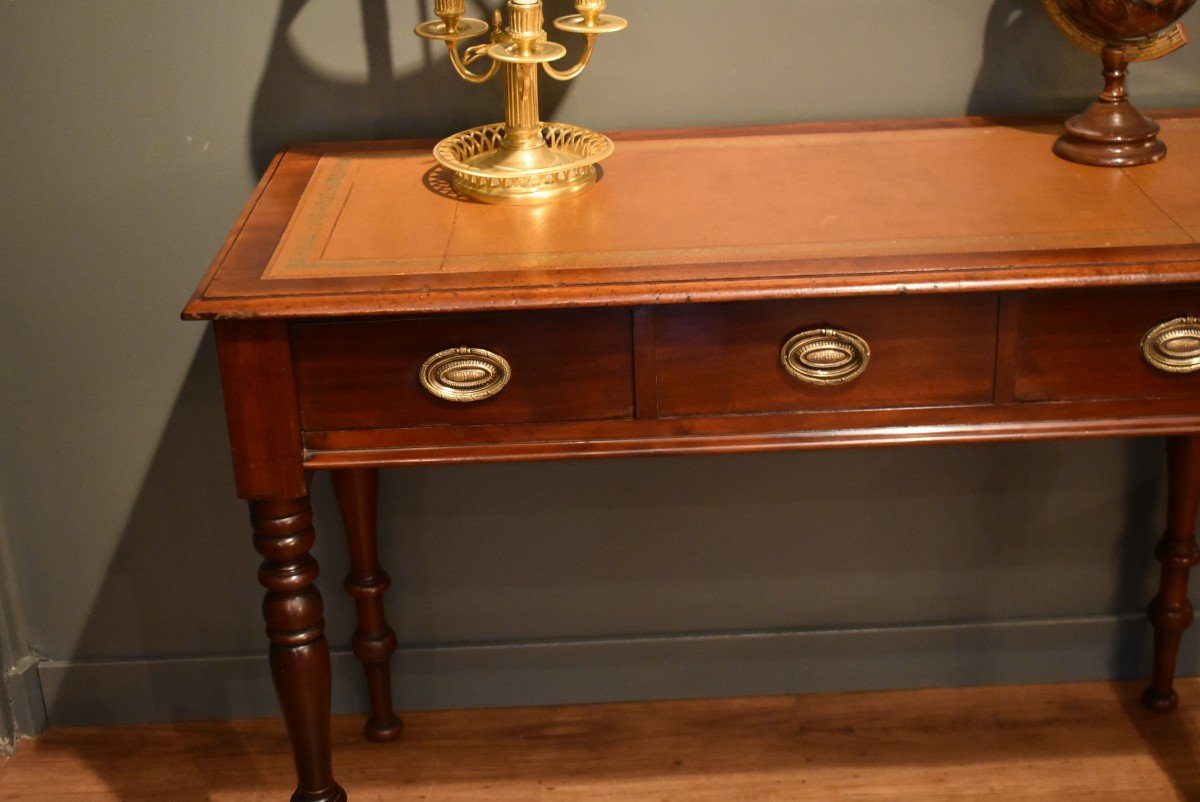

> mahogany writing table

[{"left": 184, "top": 115, "right": 1200, "bottom": 801}]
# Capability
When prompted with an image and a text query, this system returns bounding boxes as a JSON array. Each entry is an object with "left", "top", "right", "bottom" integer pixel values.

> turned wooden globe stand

[
  {"left": 1054, "top": 45, "right": 1167, "bottom": 168},
  {"left": 1041, "top": 0, "right": 1195, "bottom": 167}
]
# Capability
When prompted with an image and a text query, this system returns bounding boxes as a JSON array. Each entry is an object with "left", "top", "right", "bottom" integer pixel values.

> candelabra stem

[
  {"left": 494, "top": 62, "right": 558, "bottom": 171},
  {"left": 506, "top": 62, "right": 539, "bottom": 131}
]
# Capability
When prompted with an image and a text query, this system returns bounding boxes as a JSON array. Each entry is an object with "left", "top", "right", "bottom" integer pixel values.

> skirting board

[
  {"left": 2, "top": 653, "right": 48, "bottom": 754},
  {"left": 38, "top": 614, "right": 1199, "bottom": 728}
]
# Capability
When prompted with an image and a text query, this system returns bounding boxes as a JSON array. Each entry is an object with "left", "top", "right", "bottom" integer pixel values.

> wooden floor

[{"left": 4, "top": 679, "right": 1200, "bottom": 800}]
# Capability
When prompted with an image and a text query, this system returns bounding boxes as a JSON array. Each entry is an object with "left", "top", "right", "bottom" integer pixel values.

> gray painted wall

[{"left": 1, "top": 1, "right": 1199, "bottom": 727}]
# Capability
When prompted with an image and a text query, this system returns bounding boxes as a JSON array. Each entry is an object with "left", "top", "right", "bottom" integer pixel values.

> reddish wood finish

[
  {"left": 186, "top": 118, "right": 1200, "bottom": 800},
  {"left": 251, "top": 498, "right": 345, "bottom": 802},
  {"left": 655, "top": 295, "right": 998, "bottom": 417},
  {"left": 216, "top": 320, "right": 342, "bottom": 799},
  {"left": 993, "top": 293, "right": 1022, "bottom": 405},
  {"left": 632, "top": 306, "right": 658, "bottom": 419},
  {"left": 1014, "top": 287, "right": 1200, "bottom": 402},
  {"left": 292, "top": 310, "right": 634, "bottom": 431},
  {"left": 14, "top": 681, "right": 1200, "bottom": 800},
  {"left": 330, "top": 469, "right": 401, "bottom": 742},
  {"left": 1145, "top": 435, "right": 1200, "bottom": 712},
  {"left": 1053, "top": 46, "right": 1168, "bottom": 168},
  {"left": 214, "top": 320, "right": 306, "bottom": 499},
  {"left": 299, "top": 399, "right": 1200, "bottom": 467},
  {"left": 182, "top": 116, "right": 1200, "bottom": 322}
]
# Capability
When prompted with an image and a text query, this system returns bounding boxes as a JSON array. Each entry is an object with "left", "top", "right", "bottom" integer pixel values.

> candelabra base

[{"left": 433, "top": 122, "right": 614, "bottom": 205}]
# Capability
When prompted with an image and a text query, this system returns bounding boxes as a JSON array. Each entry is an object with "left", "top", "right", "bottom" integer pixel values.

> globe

[
  {"left": 1053, "top": 0, "right": 1195, "bottom": 42},
  {"left": 1043, "top": 0, "right": 1196, "bottom": 166}
]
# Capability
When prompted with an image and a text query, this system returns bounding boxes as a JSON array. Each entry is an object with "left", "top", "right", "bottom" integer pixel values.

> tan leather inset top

[{"left": 263, "top": 120, "right": 1199, "bottom": 281}]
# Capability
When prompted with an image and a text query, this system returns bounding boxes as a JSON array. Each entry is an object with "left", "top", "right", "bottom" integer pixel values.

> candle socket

[
  {"left": 435, "top": 0, "right": 464, "bottom": 29},
  {"left": 415, "top": 0, "right": 627, "bottom": 205},
  {"left": 576, "top": 0, "right": 606, "bottom": 25}
]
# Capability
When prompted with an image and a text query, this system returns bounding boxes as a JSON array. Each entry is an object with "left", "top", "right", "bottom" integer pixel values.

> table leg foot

[
  {"left": 291, "top": 782, "right": 348, "bottom": 802},
  {"left": 332, "top": 468, "right": 402, "bottom": 742},
  {"left": 365, "top": 714, "right": 404, "bottom": 742},
  {"left": 1144, "top": 435, "right": 1200, "bottom": 713},
  {"left": 1142, "top": 686, "right": 1180, "bottom": 713}
]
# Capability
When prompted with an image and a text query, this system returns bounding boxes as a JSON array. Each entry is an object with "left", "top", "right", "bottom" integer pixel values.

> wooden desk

[{"left": 185, "top": 115, "right": 1200, "bottom": 802}]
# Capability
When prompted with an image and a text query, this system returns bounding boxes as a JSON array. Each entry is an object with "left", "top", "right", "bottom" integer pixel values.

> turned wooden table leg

[
  {"left": 331, "top": 468, "right": 402, "bottom": 741},
  {"left": 1144, "top": 435, "right": 1200, "bottom": 712},
  {"left": 253, "top": 498, "right": 347, "bottom": 802}
]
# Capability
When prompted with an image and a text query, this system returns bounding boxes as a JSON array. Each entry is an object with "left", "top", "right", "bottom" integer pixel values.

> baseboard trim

[
  {"left": 0, "top": 500, "right": 47, "bottom": 752},
  {"left": 2, "top": 653, "right": 48, "bottom": 754},
  {"left": 38, "top": 614, "right": 1198, "bottom": 728}
]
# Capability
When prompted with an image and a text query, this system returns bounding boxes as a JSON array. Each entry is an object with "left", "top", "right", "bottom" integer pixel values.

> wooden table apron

[{"left": 185, "top": 116, "right": 1200, "bottom": 802}]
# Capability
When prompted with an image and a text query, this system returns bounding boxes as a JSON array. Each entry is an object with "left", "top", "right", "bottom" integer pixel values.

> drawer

[
  {"left": 293, "top": 309, "right": 634, "bottom": 430},
  {"left": 655, "top": 295, "right": 998, "bottom": 417},
  {"left": 1014, "top": 287, "right": 1200, "bottom": 403}
]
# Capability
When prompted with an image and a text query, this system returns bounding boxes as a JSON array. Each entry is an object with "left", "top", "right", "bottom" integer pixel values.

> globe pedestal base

[
  {"left": 1052, "top": 45, "right": 1168, "bottom": 168},
  {"left": 1053, "top": 98, "right": 1166, "bottom": 168}
]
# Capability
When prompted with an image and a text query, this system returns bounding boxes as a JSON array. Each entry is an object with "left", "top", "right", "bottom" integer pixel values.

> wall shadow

[
  {"left": 250, "top": 0, "right": 579, "bottom": 175},
  {"left": 1110, "top": 438, "right": 1167, "bottom": 682},
  {"left": 33, "top": 3, "right": 580, "bottom": 794},
  {"left": 31, "top": 6, "right": 1200, "bottom": 798},
  {"left": 40, "top": 330, "right": 1193, "bottom": 797},
  {"left": 40, "top": 331, "right": 274, "bottom": 799},
  {"left": 1118, "top": 681, "right": 1200, "bottom": 800},
  {"left": 968, "top": 0, "right": 1098, "bottom": 120},
  {"left": 1113, "top": 439, "right": 1200, "bottom": 799}
]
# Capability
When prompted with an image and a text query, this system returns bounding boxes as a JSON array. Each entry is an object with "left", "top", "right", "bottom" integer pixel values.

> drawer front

[
  {"left": 1014, "top": 287, "right": 1200, "bottom": 403},
  {"left": 293, "top": 309, "right": 634, "bottom": 430},
  {"left": 655, "top": 295, "right": 998, "bottom": 417}
]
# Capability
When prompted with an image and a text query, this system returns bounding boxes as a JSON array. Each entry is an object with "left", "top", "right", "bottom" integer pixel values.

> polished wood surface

[
  {"left": 1014, "top": 286, "right": 1200, "bottom": 402},
  {"left": 6, "top": 680, "right": 1200, "bottom": 800},
  {"left": 1147, "top": 436, "right": 1200, "bottom": 712},
  {"left": 251, "top": 499, "right": 344, "bottom": 802},
  {"left": 212, "top": 321, "right": 306, "bottom": 499},
  {"left": 655, "top": 295, "right": 997, "bottom": 416},
  {"left": 182, "top": 115, "right": 1200, "bottom": 320},
  {"left": 330, "top": 469, "right": 401, "bottom": 742},
  {"left": 293, "top": 309, "right": 635, "bottom": 430},
  {"left": 186, "top": 116, "right": 1200, "bottom": 800},
  {"left": 288, "top": 282, "right": 1200, "bottom": 467}
]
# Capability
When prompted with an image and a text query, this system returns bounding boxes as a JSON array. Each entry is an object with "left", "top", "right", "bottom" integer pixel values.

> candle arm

[
  {"left": 542, "top": 35, "right": 596, "bottom": 81},
  {"left": 445, "top": 40, "right": 502, "bottom": 83}
]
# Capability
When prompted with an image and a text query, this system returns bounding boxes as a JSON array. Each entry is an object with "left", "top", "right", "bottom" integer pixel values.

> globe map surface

[{"left": 1053, "top": 0, "right": 1195, "bottom": 42}]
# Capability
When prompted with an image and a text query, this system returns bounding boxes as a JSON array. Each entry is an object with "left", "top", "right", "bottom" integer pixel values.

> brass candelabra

[{"left": 416, "top": 0, "right": 627, "bottom": 205}]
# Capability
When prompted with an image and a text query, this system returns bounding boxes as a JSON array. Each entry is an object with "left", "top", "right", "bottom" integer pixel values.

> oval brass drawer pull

[
  {"left": 1142, "top": 317, "right": 1200, "bottom": 374},
  {"left": 420, "top": 346, "right": 512, "bottom": 402},
  {"left": 781, "top": 328, "right": 871, "bottom": 386}
]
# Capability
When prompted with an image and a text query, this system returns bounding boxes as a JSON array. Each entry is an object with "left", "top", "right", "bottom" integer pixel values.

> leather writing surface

[
  {"left": 263, "top": 122, "right": 1196, "bottom": 282},
  {"left": 1124, "top": 124, "right": 1200, "bottom": 241}
]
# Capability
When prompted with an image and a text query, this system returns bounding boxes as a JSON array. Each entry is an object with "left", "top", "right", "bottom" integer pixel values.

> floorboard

[{"left": 2, "top": 679, "right": 1199, "bottom": 800}]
